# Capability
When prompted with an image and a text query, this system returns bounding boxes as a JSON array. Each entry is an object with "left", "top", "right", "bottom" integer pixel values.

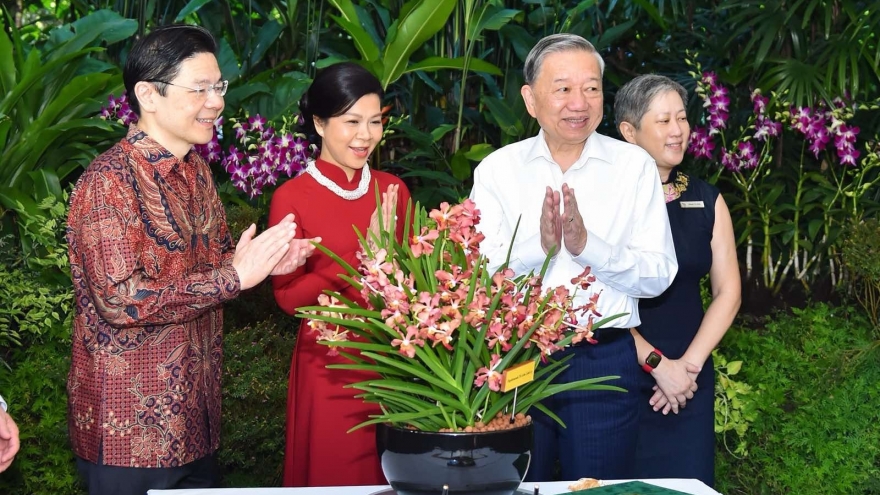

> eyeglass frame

[{"left": 147, "top": 79, "right": 229, "bottom": 98}]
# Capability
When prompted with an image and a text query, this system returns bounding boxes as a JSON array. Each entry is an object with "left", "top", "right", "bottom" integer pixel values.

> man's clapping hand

[
  {"left": 561, "top": 183, "right": 587, "bottom": 256},
  {"left": 539, "top": 187, "right": 563, "bottom": 256},
  {"left": 540, "top": 184, "right": 588, "bottom": 257}
]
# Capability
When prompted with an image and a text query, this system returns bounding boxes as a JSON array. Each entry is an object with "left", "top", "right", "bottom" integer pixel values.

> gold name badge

[
  {"left": 680, "top": 201, "right": 705, "bottom": 208},
  {"left": 502, "top": 360, "right": 536, "bottom": 392}
]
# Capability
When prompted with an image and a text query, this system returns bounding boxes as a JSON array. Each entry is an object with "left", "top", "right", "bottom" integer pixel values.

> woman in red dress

[{"left": 268, "top": 62, "right": 411, "bottom": 487}]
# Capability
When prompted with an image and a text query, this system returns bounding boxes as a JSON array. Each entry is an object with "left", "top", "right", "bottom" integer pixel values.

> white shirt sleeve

[
  {"left": 572, "top": 157, "right": 678, "bottom": 298},
  {"left": 471, "top": 158, "right": 548, "bottom": 276},
  {"left": 0, "top": 394, "right": 7, "bottom": 412}
]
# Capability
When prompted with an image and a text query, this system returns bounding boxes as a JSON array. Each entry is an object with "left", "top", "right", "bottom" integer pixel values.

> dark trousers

[
  {"left": 525, "top": 331, "right": 640, "bottom": 481},
  {"left": 76, "top": 451, "right": 219, "bottom": 495}
]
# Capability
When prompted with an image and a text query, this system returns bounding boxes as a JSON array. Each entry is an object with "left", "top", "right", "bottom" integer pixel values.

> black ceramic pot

[{"left": 375, "top": 422, "right": 532, "bottom": 495}]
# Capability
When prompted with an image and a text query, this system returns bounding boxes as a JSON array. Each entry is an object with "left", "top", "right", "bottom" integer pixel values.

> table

[{"left": 149, "top": 479, "right": 721, "bottom": 495}]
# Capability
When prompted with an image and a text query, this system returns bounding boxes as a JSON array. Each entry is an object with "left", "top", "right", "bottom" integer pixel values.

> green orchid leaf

[{"left": 362, "top": 351, "right": 463, "bottom": 396}]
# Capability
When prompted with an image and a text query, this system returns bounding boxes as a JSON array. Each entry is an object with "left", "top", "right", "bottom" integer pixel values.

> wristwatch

[{"left": 641, "top": 349, "right": 663, "bottom": 373}]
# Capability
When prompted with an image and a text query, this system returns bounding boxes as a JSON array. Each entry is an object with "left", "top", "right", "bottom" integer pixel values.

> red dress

[{"left": 268, "top": 159, "right": 411, "bottom": 487}]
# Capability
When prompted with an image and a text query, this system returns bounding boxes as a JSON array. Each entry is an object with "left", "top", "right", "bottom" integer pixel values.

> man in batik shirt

[{"left": 66, "top": 25, "right": 315, "bottom": 495}]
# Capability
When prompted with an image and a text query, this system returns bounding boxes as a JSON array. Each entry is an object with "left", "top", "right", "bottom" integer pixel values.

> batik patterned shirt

[{"left": 66, "top": 125, "right": 241, "bottom": 467}]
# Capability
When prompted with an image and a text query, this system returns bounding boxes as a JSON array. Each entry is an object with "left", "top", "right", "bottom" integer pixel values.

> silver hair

[
  {"left": 523, "top": 33, "right": 606, "bottom": 85},
  {"left": 614, "top": 74, "right": 688, "bottom": 130}
]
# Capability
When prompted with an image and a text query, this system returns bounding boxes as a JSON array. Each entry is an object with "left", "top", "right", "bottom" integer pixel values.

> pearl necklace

[{"left": 304, "top": 159, "right": 371, "bottom": 200}]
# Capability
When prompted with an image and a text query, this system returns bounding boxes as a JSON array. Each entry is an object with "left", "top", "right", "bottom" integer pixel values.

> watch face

[{"left": 646, "top": 351, "right": 662, "bottom": 368}]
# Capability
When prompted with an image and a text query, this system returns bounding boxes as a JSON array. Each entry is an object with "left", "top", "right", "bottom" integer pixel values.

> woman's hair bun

[{"left": 298, "top": 92, "right": 315, "bottom": 135}]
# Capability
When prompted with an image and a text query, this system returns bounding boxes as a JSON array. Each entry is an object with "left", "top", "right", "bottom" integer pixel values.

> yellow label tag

[{"left": 502, "top": 361, "right": 536, "bottom": 392}]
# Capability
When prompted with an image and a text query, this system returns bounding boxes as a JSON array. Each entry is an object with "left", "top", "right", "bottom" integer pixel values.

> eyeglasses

[{"left": 149, "top": 79, "right": 228, "bottom": 98}]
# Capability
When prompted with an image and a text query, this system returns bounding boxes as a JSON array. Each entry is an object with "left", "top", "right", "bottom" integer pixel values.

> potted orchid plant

[{"left": 298, "top": 198, "right": 625, "bottom": 433}]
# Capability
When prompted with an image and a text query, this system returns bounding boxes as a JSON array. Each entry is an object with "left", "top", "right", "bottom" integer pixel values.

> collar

[
  {"left": 524, "top": 129, "right": 615, "bottom": 171},
  {"left": 662, "top": 167, "right": 678, "bottom": 185},
  {"left": 124, "top": 124, "right": 193, "bottom": 178},
  {"left": 663, "top": 167, "right": 690, "bottom": 203},
  {"left": 314, "top": 158, "right": 364, "bottom": 187}
]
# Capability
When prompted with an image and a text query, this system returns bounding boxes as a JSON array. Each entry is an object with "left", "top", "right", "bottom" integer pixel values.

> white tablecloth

[{"left": 149, "top": 479, "right": 721, "bottom": 495}]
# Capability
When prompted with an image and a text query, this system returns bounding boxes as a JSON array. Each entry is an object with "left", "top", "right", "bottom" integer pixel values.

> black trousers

[
  {"left": 76, "top": 451, "right": 219, "bottom": 495},
  {"left": 525, "top": 329, "right": 641, "bottom": 481}
]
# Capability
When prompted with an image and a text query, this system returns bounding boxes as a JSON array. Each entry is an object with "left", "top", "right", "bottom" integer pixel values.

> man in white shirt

[
  {"left": 0, "top": 394, "right": 20, "bottom": 473},
  {"left": 470, "top": 34, "right": 677, "bottom": 480}
]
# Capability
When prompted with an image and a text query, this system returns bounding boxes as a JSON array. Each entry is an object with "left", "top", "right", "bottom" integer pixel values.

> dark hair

[
  {"left": 123, "top": 24, "right": 218, "bottom": 116},
  {"left": 299, "top": 62, "right": 384, "bottom": 142}
]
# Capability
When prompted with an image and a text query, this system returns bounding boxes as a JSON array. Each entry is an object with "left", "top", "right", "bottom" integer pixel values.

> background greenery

[{"left": 0, "top": 0, "right": 878, "bottom": 493}]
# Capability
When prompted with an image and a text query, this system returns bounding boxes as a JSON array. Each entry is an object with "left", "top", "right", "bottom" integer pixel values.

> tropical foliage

[
  {"left": 715, "top": 304, "right": 880, "bottom": 495},
  {"left": 0, "top": 10, "right": 133, "bottom": 258}
]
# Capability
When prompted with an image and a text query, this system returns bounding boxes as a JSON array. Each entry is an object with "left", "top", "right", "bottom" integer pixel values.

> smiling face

[
  {"left": 134, "top": 52, "right": 224, "bottom": 159},
  {"left": 314, "top": 93, "right": 383, "bottom": 180},
  {"left": 521, "top": 49, "right": 604, "bottom": 155},
  {"left": 625, "top": 90, "right": 690, "bottom": 174}
]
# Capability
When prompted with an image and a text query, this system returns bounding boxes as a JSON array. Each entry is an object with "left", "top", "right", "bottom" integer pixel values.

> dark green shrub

[
  {"left": 841, "top": 218, "right": 880, "bottom": 331},
  {"left": 0, "top": 246, "right": 71, "bottom": 354},
  {"left": 0, "top": 191, "right": 72, "bottom": 357},
  {"left": 221, "top": 203, "right": 288, "bottom": 329},
  {"left": 220, "top": 199, "right": 298, "bottom": 486},
  {"left": 220, "top": 316, "right": 297, "bottom": 487},
  {"left": 0, "top": 331, "right": 82, "bottom": 495},
  {"left": 716, "top": 303, "right": 880, "bottom": 494}
]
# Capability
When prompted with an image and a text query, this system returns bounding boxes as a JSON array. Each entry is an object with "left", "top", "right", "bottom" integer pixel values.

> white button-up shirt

[{"left": 470, "top": 130, "right": 678, "bottom": 328}]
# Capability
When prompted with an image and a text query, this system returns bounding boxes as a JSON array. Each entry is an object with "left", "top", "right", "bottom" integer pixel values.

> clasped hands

[
  {"left": 232, "top": 213, "right": 320, "bottom": 290},
  {"left": 648, "top": 358, "right": 702, "bottom": 415},
  {"left": 540, "top": 184, "right": 587, "bottom": 256}
]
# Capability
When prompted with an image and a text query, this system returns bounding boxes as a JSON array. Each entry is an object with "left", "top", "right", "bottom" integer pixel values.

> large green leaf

[
  {"left": 499, "top": 24, "right": 536, "bottom": 63},
  {"left": 404, "top": 56, "right": 502, "bottom": 76},
  {"left": 482, "top": 95, "right": 525, "bottom": 137},
  {"left": 26, "top": 170, "right": 62, "bottom": 200},
  {"left": 468, "top": 7, "right": 522, "bottom": 42},
  {"left": 0, "top": 47, "right": 103, "bottom": 117},
  {"left": 217, "top": 38, "right": 242, "bottom": 82},
  {"left": 380, "top": 0, "right": 457, "bottom": 89},
  {"left": 0, "top": 186, "right": 40, "bottom": 215},
  {"left": 55, "top": 10, "right": 137, "bottom": 56},
  {"left": 328, "top": 0, "right": 381, "bottom": 62},
  {"left": 0, "top": 17, "right": 15, "bottom": 95},
  {"left": 629, "top": 0, "right": 667, "bottom": 29},
  {"left": 248, "top": 21, "right": 285, "bottom": 69},
  {"left": 594, "top": 18, "right": 637, "bottom": 50},
  {"left": 175, "top": 0, "right": 214, "bottom": 21},
  {"left": 34, "top": 72, "right": 116, "bottom": 130},
  {"left": 2, "top": 119, "right": 115, "bottom": 187}
]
